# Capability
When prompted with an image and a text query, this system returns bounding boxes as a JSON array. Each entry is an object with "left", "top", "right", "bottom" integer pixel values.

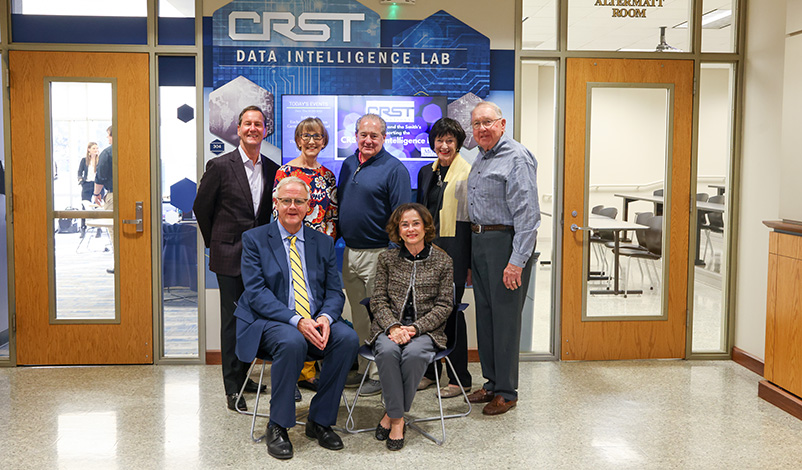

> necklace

[{"left": 436, "top": 168, "right": 443, "bottom": 187}]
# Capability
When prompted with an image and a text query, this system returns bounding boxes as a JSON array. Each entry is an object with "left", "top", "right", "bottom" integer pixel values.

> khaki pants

[
  {"left": 342, "top": 246, "right": 384, "bottom": 379},
  {"left": 104, "top": 192, "right": 114, "bottom": 252}
]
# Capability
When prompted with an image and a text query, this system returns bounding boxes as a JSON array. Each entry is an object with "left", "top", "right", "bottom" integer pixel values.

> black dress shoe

[
  {"left": 295, "top": 384, "right": 302, "bottom": 402},
  {"left": 244, "top": 379, "right": 266, "bottom": 394},
  {"left": 226, "top": 393, "right": 247, "bottom": 412},
  {"left": 305, "top": 420, "right": 344, "bottom": 451},
  {"left": 298, "top": 378, "right": 318, "bottom": 392},
  {"left": 267, "top": 423, "right": 293, "bottom": 460}
]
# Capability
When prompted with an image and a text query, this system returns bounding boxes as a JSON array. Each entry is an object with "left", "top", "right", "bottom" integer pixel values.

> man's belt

[{"left": 471, "top": 223, "right": 514, "bottom": 234}]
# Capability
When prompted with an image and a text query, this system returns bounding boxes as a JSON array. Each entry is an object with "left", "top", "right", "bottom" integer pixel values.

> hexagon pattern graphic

[
  {"left": 209, "top": 76, "right": 274, "bottom": 146},
  {"left": 177, "top": 104, "right": 194, "bottom": 123},
  {"left": 448, "top": 92, "right": 483, "bottom": 150}
]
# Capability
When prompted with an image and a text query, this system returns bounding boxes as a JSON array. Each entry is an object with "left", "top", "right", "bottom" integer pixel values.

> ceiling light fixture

[{"left": 674, "top": 9, "right": 732, "bottom": 29}]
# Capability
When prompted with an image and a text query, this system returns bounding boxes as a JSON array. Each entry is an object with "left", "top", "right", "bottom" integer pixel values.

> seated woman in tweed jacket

[{"left": 367, "top": 202, "right": 454, "bottom": 451}]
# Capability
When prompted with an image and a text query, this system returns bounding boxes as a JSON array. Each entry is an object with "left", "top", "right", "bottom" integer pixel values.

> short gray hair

[
  {"left": 274, "top": 176, "right": 310, "bottom": 197},
  {"left": 472, "top": 101, "right": 503, "bottom": 119},
  {"left": 356, "top": 113, "right": 387, "bottom": 135}
]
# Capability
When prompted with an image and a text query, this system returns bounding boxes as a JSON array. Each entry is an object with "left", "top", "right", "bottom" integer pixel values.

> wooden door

[
  {"left": 561, "top": 58, "right": 693, "bottom": 360},
  {"left": 10, "top": 51, "right": 152, "bottom": 365}
]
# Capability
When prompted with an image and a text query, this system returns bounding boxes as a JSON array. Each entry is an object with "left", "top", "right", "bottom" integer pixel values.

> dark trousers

[
  {"left": 217, "top": 274, "right": 249, "bottom": 395},
  {"left": 471, "top": 231, "right": 534, "bottom": 401},
  {"left": 424, "top": 285, "right": 472, "bottom": 387},
  {"left": 259, "top": 320, "right": 358, "bottom": 429}
]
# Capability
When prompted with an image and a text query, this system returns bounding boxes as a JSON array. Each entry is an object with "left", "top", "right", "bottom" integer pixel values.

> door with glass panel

[
  {"left": 10, "top": 51, "right": 152, "bottom": 365},
  {"left": 561, "top": 58, "right": 693, "bottom": 360}
]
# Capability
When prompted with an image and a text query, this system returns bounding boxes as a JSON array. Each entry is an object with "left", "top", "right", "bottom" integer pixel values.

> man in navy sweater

[{"left": 337, "top": 114, "right": 411, "bottom": 396}]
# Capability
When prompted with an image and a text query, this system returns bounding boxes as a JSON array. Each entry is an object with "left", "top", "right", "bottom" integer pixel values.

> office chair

[
  {"left": 589, "top": 206, "right": 618, "bottom": 286},
  {"left": 345, "top": 296, "right": 472, "bottom": 445},
  {"left": 613, "top": 214, "right": 663, "bottom": 296},
  {"left": 701, "top": 195, "right": 725, "bottom": 265}
]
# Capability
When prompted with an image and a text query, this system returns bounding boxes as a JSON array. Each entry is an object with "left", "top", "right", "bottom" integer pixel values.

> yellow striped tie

[{"left": 289, "top": 236, "right": 311, "bottom": 319}]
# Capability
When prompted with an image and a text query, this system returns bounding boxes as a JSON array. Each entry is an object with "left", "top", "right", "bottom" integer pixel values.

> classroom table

[
  {"left": 614, "top": 193, "right": 724, "bottom": 266},
  {"left": 572, "top": 215, "right": 650, "bottom": 296}
]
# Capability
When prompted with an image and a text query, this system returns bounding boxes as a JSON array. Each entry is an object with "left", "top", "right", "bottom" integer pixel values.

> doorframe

[
  {"left": 0, "top": 0, "right": 207, "bottom": 366},
  {"left": 514, "top": 0, "right": 748, "bottom": 361}
]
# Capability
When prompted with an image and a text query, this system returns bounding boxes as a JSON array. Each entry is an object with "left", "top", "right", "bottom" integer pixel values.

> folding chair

[{"left": 345, "top": 296, "right": 472, "bottom": 445}]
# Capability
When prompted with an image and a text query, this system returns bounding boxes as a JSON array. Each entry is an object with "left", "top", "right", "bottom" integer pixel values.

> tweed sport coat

[
  {"left": 367, "top": 245, "right": 453, "bottom": 349},
  {"left": 193, "top": 150, "right": 279, "bottom": 277}
]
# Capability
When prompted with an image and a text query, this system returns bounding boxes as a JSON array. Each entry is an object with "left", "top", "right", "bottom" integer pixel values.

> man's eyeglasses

[
  {"left": 300, "top": 133, "right": 323, "bottom": 142},
  {"left": 276, "top": 197, "right": 309, "bottom": 207},
  {"left": 471, "top": 118, "right": 501, "bottom": 130}
]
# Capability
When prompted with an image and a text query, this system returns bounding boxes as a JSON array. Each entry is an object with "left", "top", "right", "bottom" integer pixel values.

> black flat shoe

[
  {"left": 298, "top": 378, "right": 318, "bottom": 392},
  {"left": 386, "top": 434, "right": 404, "bottom": 451},
  {"left": 226, "top": 393, "right": 246, "bottom": 412},
  {"left": 244, "top": 378, "right": 266, "bottom": 394},
  {"left": 375, "top": 422, "right": 390, "bottom": 441},
  {"left": 267, "top": 423, "right": 293, "bottom": 460},
  {"left": 305, "top": 420, "right": 344, "bottom": 451}
]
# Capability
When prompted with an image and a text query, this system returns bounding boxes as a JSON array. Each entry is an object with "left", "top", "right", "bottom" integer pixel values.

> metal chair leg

[{"left": 406, "top": 357, "right": 472, "bottom": 446}]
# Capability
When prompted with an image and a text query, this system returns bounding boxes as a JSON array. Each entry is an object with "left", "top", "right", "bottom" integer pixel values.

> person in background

[
  {"left": 337, "top": 113, "right": 411, "bottom": 397},
  {"left": 368, "top": 203, "right": 453, "bottom": 451},
  {"left": 77, "top": 141, "right": 99, "bottom": 239},
  {"left": 274, "top": 117, "right": 338, "bottom": 399},
  {"left": 93, "top": 127, "right": 114, "bottom": 272},
  {"left": 416, "top": 118, "right": 473, "bottom": 398}
]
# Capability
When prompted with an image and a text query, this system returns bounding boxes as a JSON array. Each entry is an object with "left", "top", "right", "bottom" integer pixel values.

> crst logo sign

[
  {"left": 229, "top": 11, "right": 366, "bottom": 43},
  {"left": 365, "top": 101, "right": 415, "bottom": 123}
]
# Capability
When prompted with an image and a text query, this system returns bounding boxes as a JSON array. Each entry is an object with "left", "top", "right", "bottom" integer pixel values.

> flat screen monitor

[{"left": 281, "top": 94, "right": 447, "bottom": 189}]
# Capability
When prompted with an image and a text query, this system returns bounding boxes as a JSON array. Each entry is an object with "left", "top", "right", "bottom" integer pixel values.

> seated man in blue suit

[{"left": 235, "top": 176, "right": 359, "bottom": 460}]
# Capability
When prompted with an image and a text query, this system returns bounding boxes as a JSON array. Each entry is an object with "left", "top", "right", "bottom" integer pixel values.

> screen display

[{"left": 281, "top": 94, "right": 447, "bottom": 189}]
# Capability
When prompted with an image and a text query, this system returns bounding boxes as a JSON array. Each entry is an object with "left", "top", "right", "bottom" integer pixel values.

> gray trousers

[
  {"left": 471, "top": 230, "right": 534, "bottom": 401},
  {"left": 373, "top": 334, "right": 437, "bottom": 419}
]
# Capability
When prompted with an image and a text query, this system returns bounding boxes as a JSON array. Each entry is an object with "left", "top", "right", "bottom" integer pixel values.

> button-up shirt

[
  {"left": 277, "top": 222, "right": 332, "bottom": 327},
  {"left": 467, "top": 133, "right": 540, "bottom": 267},
  {"left": 239, "top": 145, "right": 263, "bottom": 216}
]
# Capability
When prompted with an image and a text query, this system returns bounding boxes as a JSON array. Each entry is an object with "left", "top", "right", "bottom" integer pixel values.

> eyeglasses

[
  {"left": 276, "top": 197, "right": 309, "bottom": 207},
  {"left": 300, "top": 133, "right": 323, "bottom": 142},
  {"left": 471, "top": 118, "right": 501, "bottom": 130}
]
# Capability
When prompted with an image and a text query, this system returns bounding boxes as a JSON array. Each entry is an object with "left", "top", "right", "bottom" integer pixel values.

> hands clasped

[
  {"left": 388, "top": 325, "right": 416, "bottom": 345},
  {"left": 297, "top": 316, "right": 330, "bottom": 350}
]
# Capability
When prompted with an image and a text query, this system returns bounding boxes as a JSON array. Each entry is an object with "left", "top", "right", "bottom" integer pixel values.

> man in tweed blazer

[{"left": 193, "top": 106, "right": 280, "bottom": 411}]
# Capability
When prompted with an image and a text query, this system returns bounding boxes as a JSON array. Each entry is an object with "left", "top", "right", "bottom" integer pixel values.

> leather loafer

[
  {"left": 226, "top": 393, "right": 247, "bottom": 412},
  {"left": 267, "top": 423, "right": 293, "bottom": 460},
  {"left": 440, "top": 385, "right": 470, "bottom": 399},
  {"left": 305, "top": 420, "right": 344, "bottom": 451},
  {"left": 466, "top": 388, "right": 495, "bottom": 404},
  {"left": 482, "top": 394, "right": 517, "bottom": 416},
  {"left": 298, "top": 378, "right": 318, "bottom": 392},
  {"left": 244, "top": 378, "right": 266, "bottom": 394}
]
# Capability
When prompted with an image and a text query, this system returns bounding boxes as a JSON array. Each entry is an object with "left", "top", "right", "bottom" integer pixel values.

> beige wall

[{"left": 733, "top": 0, "right": 786, "bottom": 360}]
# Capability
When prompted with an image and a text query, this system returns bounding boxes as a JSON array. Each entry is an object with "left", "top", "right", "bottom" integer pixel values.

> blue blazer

[{"left": 234, "top": 221, "right": 345, "bottom": 363}]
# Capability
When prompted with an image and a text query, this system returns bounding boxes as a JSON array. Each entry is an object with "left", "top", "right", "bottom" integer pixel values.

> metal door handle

[
  {"left": 123, "top": 201, "right": 144, "bottom": 233},
  {"left": 570, "top": 223, "right": 591, "bottom": 232}
]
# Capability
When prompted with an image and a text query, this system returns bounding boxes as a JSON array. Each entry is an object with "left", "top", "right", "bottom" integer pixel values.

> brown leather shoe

[
  {"left": 466, "top": 388, "right": 495, "bottom": 403},
  {"left": 482, "top": 395, "right": 517, "bottom": 415}
]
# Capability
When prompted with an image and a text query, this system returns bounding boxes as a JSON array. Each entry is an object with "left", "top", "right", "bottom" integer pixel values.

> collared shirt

[
  {"left": 467, "top": 133, "right": 541, "bottom": 267},
  {"left": 239, "top": 145, "right": 263, "bottom": 216},
  {"left": 276, "top": 222, "right": 332, "bottom": 327}
]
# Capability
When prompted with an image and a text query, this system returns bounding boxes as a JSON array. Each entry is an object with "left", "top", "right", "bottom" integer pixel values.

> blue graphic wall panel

[{"left": 391, "top": 11, "right": 490, "bottom": 101}]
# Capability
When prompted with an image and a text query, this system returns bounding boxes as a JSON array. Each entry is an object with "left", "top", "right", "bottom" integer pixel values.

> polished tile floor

[{"left": 2, "top": 360, "right": 800, "bottom": 469}]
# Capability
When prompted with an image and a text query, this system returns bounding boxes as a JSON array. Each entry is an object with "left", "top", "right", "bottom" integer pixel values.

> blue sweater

[{"left": 337, "top": 147, "right": 412, "bottom": 249}]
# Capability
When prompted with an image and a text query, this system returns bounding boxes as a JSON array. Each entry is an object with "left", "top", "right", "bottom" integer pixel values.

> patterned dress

[{"left": 273, "top": 164, "right": 338, "bottom": 238}]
